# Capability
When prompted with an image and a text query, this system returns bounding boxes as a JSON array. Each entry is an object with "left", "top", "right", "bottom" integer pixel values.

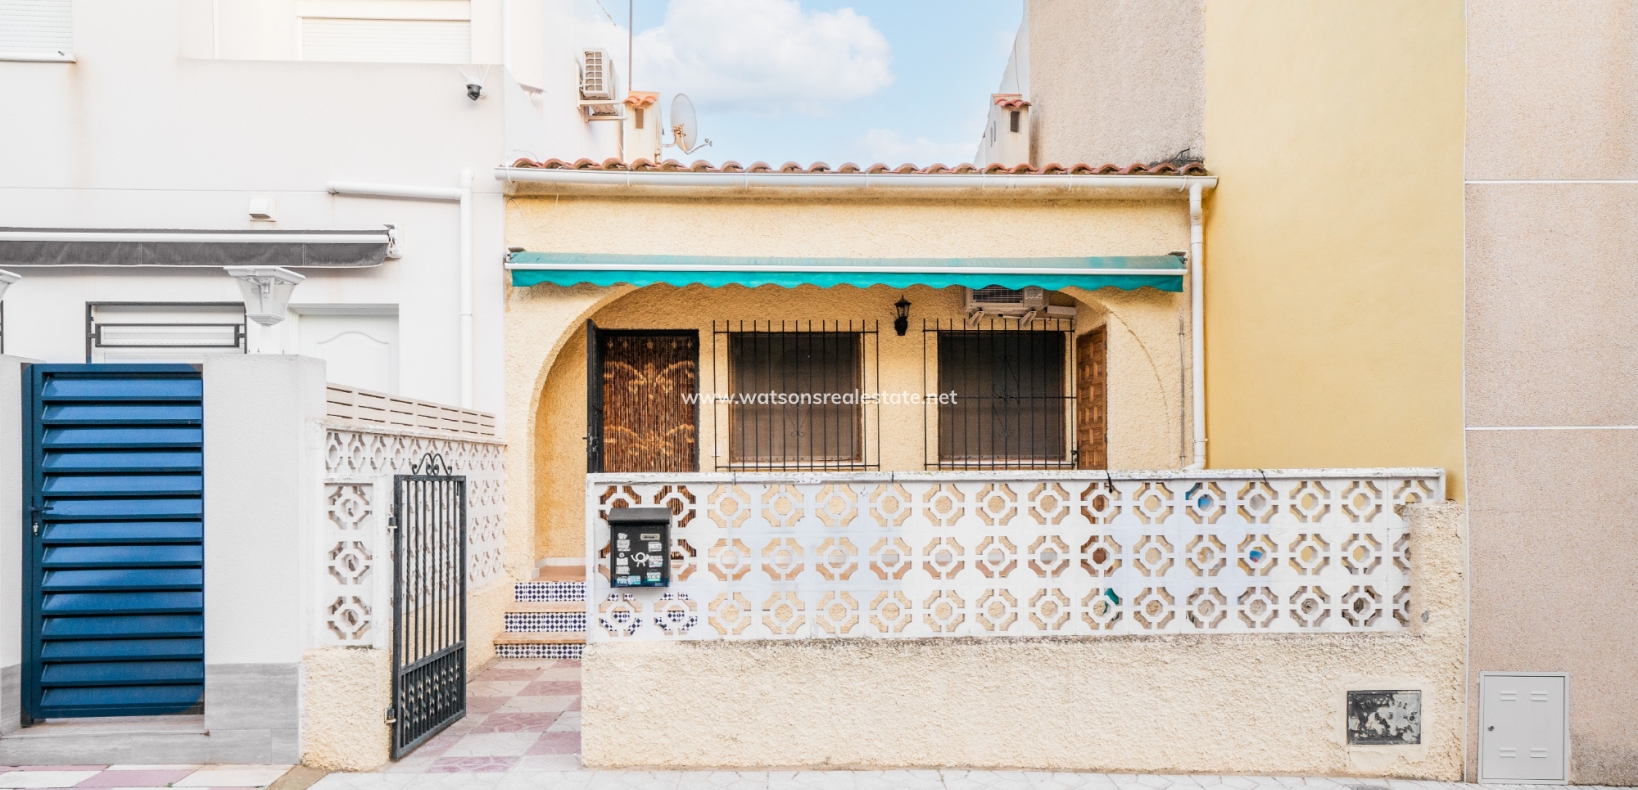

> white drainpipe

[
  {"left": 327, "top": 171, "right": 475, "bottom": 408},
  {"left": 1187, "top": 180, "right": 1207, "bottom": 469}
]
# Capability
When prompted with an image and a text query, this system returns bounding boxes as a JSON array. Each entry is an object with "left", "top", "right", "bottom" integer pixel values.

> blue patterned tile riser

[
  {"left": 495, "top": 642, "right": 584, "bottom": 659},
  {"left": 505, "top": 611, "right": 587, "bottom": 633},
  {"left": 515, "top": 581, "right": 585, "bottom": 603}
]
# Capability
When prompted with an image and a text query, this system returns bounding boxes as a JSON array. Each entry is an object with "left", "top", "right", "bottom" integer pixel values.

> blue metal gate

[{"left": 22, "top": 364, "right": 205, "bottom": 719}]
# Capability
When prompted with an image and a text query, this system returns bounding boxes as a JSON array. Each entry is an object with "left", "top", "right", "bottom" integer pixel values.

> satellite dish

[{"left": 668, "top": 93, "right": 712, "bottom": 155}]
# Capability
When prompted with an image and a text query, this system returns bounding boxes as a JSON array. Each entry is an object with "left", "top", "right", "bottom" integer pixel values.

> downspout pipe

[
  {"left": 326, "top": 175, "right": 475, "bottom": 408},
  {"left": 1187, "top": 180, "right": 1207, "bottom": 469}
]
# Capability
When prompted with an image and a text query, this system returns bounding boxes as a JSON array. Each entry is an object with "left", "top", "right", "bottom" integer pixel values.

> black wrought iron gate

[{"left": 389, "top": 453, "right": 467, "bottom": 759}]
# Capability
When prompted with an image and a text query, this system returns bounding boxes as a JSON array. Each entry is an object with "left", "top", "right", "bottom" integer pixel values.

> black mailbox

[{"left": 608, "top": 507, "right": 671, "bottom": 588}]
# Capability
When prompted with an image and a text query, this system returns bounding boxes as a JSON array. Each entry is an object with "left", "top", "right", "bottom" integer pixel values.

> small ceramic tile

[
  {"left": 105, "top": 766, "right": 203, "bottom": 771},
  {"left": 512, "top": 755, "right": 583, "bottom": 772},
  {"left": 174, "top": 768, "right": 292, "bottom": 787},
  {"left": 439, "top": 733, "right": 543, "bottom": 758},
  {"left": 526, "top": 732, "right": 581, "bottom": 756},
  {"left": 77, "top": 769, "right": 197, "bottom": 787},
  {"left": 0, "top": 772, "right": 101, "bottom": 789},
  {"left": 427, "top": 757, "right": 519, "bottom": 774},
  {"left": 477, "top": 669, "right": 545, "bottom": 682},
  {"left": 472, "top": 713, "right": 560, "bottom": 734},
  {"left": 468, "top": 681, "right": 533, "bottom": 698},
  {"left": 518, "top": 681, "right": 581, "bottom": 697},
  {"left": 496, "top": 695, "right": 577, "bottom": 714}
]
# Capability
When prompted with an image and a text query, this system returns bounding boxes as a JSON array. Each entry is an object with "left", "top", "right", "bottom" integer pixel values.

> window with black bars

[
  {"left": 924, "top": 316, "right": 1075, "bottom": 469},
  {"left": 711, "top": 320, "right": 879, "bottom": 471}
]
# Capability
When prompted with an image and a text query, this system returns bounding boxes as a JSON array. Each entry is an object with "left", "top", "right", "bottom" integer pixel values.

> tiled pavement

[
  {"left": 0, "top": 764, "right": 292, "bottom": 789},
  {"left": 369, "top": 658, "right": 584, "bottom": 774}
]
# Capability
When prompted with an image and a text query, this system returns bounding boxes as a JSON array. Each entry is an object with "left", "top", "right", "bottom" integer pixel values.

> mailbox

[{"left": 608, "top": 506, "right": 671, "bottom": 588}]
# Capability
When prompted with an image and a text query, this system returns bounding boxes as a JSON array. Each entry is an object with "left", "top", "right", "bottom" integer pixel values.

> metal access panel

[
  {"left": 22, "top": 364, "right": 206, "bottom": 719},
  {"left": 609, "top": 507, "right": 671, "bottom": 588},
  {"left": 1480, "top": 672, "right": 1569, "bottom": 784}
]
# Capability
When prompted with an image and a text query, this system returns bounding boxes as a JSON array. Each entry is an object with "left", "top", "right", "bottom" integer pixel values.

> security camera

[{"left": 466, "top": 83, "right": 484, "bottom": 101}]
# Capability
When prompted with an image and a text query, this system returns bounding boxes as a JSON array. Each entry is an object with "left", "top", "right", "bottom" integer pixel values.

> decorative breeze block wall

[
  {"left": 584, "top": 470, "right": 1442, "bottom": 641},
  {"left": 319, "top": 425, "right": 506, "bottom": 647}
]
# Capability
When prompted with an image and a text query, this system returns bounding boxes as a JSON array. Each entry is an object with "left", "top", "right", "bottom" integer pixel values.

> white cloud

[
  {"left": 855, "top": 128, "right": 975, "bottom": 167},
  {"left": 633, "top": 0, "right": 894, "bottom": 115}
]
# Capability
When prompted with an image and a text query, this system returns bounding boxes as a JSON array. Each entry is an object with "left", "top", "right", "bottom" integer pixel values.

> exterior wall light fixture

[
  {"left": 894, "top": 295, "right": 911, "bottom": 336},
  {"left": 224, "top": 266, "right": 306, "bottom": 353},
  {"left": 0, "top": 269, "right": 19, "bottom": 301}
]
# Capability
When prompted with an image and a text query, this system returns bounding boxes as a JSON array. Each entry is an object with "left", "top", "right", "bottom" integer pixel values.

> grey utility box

[
  {"left": 608, "top": 507, "right": 672, "bottom": 588},
  {"left": 1479, "top": 672, "right": 1569, "bottom": 784}
]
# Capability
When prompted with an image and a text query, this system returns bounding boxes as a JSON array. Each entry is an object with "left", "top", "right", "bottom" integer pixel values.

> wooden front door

[
  {"left": 1075, "top": 326, "right": 1107, "bottom": 470},
  {"left": 593, "top": 330, "right": 699, "bottom": 473}
]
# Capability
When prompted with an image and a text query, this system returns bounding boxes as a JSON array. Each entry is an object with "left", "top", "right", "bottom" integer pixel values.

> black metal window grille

[
  {"left": 84, "top": 302, "right": 246, "bottom": 363},
  {"left": 389, "top": 453, "right": 467, "bottom": 760},
  {"left": 924, "top": 316, "right": 1076, "bottom": 469},
  {"left": 711, "top": 320, "right": 879, "bottom": 471}
]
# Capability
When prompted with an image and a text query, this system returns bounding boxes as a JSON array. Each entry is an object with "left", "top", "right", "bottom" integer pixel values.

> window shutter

[
  {"left": 0, "top": 0, "right": 73, "bottom": 59},
  {"left": 300, "top": 18, "right": 470, "bottom": 64}
]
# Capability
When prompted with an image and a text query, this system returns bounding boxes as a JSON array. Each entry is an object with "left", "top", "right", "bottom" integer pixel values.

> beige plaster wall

[
  {"left": 1201, "top": 0, "right": 1466, "bottom": 497},
  {"left": 581, "top": 503, "right": 1466, "bottom": 775},
  {"left": 301, "top": 647, "right": 390, "bottom": 771},
  {"left": 1027, "top": 0, "right": 1205, "bottom": 167},
  {"left": 506, "top": 196, "right": 1194, "bottom": 563},
  {"left": 505, "top": 283, "right": 634, "bottom": 575},
  {"left": 1465, "top": 0, "right": 1638, "bottom": 180},
  {"left": 1465, "top": 3, "right": 1638, "bottom": 782},
  {"left": 467, "top": 577, "right": 512, "bottom": 671},
  {"left": 532, "top": 282, "right": 1186, "bottom": 559}
]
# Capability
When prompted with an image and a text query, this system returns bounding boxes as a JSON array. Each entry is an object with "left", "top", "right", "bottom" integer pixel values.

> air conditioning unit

[
  {"left": 578, "top": 48, "right": 622, "bottom": 120},
  {"left": 963, "top": 286, "right": 1076, "bottom": 324}
]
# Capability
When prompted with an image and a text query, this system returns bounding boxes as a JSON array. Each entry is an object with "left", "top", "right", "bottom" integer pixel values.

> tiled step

[
  {"left": 494, "top": 630, "right": 586, "bottom": 660},
  {"left": 499, "top": 564, "right": 588, "bottom": 658},
  {"left": 515, "top": 580, "right": 585, "bottom": 603},
  {"left": 504, "top": 601, "right": 586, "bottom": 634}
]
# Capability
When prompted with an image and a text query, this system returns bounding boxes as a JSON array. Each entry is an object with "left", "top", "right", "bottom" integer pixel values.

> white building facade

[{"left": 0, "top": 0, "right": 629, "bottom": 768}]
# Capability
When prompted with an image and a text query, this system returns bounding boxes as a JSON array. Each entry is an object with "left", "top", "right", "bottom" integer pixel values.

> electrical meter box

[{"left": 608, "top": 507, "right": 672, "bottom": 588}]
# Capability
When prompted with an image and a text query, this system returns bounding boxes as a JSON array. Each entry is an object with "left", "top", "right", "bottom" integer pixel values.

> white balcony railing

[{"left": 585, "top": 469, "right": 1443, "bottom": 641}]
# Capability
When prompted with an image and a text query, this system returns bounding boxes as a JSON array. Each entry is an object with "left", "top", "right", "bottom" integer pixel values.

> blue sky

[{"left": 609, "top": 0, "right": 1023, "bottom": 167}]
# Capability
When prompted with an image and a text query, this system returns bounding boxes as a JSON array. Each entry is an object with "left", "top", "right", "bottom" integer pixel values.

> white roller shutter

[
  {"left": 0, "top": 0, "right": 73, "bottom": 60},
  {"left": 300, "top": 17, "right": 470, "bottom": 64}
]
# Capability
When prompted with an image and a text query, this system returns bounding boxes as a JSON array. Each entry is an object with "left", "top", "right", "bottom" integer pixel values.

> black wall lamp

[{"left": 893, "top": 294, "right": 911, "bottom": 336}]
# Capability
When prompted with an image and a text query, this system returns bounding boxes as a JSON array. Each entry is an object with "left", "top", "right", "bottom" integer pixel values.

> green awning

[{"left": 507, "top": 252, "right": 1185, "bottom": 292}]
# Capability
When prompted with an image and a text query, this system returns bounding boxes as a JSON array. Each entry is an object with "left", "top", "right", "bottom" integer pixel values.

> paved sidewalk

[
  {"left": 0, "top": 764, "right": 292, "bottom": 789},
  {"left": 312, "top": 770, "right": 1628, "bottom": 790}
]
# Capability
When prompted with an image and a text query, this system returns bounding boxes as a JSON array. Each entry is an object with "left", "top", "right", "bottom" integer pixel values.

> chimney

[
  {"left": 623, "top": 91, "right": 661, "bottom": 163},
  {"left": 987, "top": 93, "right": 1031, "bottom": 167}
]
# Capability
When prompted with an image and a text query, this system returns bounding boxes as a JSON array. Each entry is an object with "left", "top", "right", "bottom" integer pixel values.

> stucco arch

[
  {"left": 520, "top": 281, "right": 1188, "bottom": 563},
  {"left": 502, "top": 282, "right": 634, "bottom": 578}
]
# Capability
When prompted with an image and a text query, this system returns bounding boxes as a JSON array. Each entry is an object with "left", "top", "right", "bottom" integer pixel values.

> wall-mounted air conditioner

[
  {"left": 964, "top": 286, "right": 1076, "bottom": 324},
  {"left": 578, "top": 48, "right": 622, "bottom": 120}
]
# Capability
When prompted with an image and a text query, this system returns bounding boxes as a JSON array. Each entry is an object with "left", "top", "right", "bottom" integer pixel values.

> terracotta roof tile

[
  {"left": 623, "top": 91, "right": 659, "bottom": 108},
  {"left": 507, "top": 157, "right": 1208, "bottom": 176},
  {"left": 992, "top": 93, "right": 1031, "bottom": 110}
]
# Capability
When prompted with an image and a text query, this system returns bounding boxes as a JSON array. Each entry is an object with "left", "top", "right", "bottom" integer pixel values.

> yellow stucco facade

[
  {"left": 1200, "top": 0, "right": 1467, "bottom": 496},
  {"left": 504, "top": 195, "right": 1197, "bottom": 561}
]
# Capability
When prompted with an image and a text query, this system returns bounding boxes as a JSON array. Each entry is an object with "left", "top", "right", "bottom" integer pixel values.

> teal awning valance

[{"left": 506, "top": 252, "right": 1185, "bottom": 292}]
